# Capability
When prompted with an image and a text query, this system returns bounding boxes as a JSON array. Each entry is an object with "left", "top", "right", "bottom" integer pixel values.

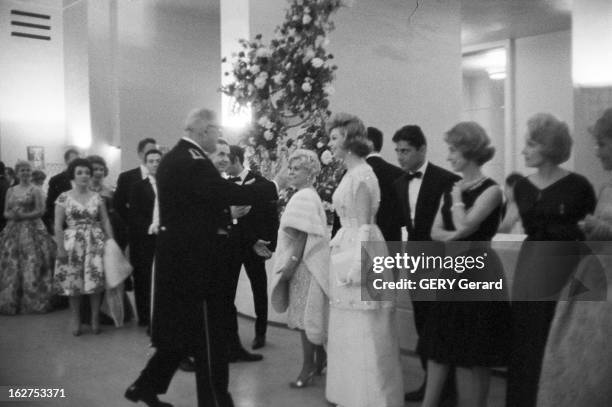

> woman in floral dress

[
  {"left": 54, "top": 158, "right": 114, "bottom": 335},
  {"left": 0, "top": 160, "right": 55, "bottom": 314}
]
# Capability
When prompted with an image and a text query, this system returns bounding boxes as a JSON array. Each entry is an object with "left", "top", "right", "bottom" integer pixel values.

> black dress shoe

[
  {"left": 178, "top": 357, "right": 195, "bottom": 372},
  {"left": 404, "top": 382, "right": 425, "bottom": 402},
  {"left": 229, "top": 348, "right": 263, "bottom": 363},
  {"left": 251, "top": 335, "right": 265, "bottom": 350},
  {"left": 125, "top": 384, "right": 173, "bottom": 407}
]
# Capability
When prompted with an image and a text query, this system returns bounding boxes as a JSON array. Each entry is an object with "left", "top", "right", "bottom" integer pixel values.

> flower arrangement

[{"left": 220, "top": 0, "right": 350, "bottom": 224}]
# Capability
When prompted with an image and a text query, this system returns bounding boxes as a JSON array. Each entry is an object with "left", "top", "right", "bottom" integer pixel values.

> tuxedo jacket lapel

[
  {"left": 414, "top": 166, "right": 433, "bottom": 232},
  {"left": 397, "top": 175, "right": 413, "bottom": 233}
]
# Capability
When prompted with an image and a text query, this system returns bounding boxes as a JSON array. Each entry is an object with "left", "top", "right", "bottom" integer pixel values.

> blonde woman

[
  {"left": 273, "top": 149, "right": 330, "bottom": 388},
  {"left": 0, "top": 160, "right": 55, "bottom": 314},
  {"left": 325, "top": 113, "right": 403, "bottom": 407}
]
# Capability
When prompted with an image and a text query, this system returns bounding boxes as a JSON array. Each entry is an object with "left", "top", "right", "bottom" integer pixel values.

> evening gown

[
  {"left": 326, "top": 163, "right": 403, "bottom": 407},
  {"left": 418, "top": 178, "right": 511, "bottom": 367},
  {"left": 0, "top": 186, "right": 55, "bottom": 314},
  {"left": 53, "top": 192, "right": 106, "bottom": 296},
  {"left": 537, "top": 183, "right": 612, "bottom": 407},
  {"left": 507, "top": 173, "right": 596, "bottom": 407}
]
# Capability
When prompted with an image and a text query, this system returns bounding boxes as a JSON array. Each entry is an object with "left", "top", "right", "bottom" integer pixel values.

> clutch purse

[{"left": 103, "top": 238, "right": 133, "bottom": 289}]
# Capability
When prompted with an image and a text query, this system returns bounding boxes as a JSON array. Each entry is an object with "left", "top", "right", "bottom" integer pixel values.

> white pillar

[{"left": 572, "top": 0, "right": 612, "bottom": 192}]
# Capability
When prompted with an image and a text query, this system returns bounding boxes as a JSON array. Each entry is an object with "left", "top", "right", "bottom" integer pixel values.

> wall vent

[{"left": 10, "top": 9, "right": 51, "bottom": 41}]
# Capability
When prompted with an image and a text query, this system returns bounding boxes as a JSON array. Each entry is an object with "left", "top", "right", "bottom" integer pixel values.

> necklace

[
  {"left": 89, "top": 184, "right": 103, "bottom": 192},
  {"left": 462, "top": 176, "right": 487, "bottom": 191}
]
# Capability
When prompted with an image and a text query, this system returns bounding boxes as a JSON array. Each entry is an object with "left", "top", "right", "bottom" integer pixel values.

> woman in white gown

[{"left": 325, "top": 113, "right": 404, "bottom": 407}]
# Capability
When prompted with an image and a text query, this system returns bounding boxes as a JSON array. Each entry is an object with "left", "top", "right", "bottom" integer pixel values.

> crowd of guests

[
  {"left": 272, "top": 108, "right": 612, "bottom": 407},
  {"left": 0, "top": 141, "right": 165, "bottom": 339},
  {"left": 1, "top": 106, "right": 612, "bottom": 407}
]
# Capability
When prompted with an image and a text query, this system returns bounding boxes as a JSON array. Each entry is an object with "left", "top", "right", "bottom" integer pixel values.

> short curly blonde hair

[
  {"left": 14, "top": 160, "right": 32, "bottom": 174},
  {"left": 288, "top": 149, "right": 321, "bottom": 180}
]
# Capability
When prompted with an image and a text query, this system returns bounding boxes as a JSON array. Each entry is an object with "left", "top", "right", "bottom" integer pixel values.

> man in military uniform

[{"left": 125, "top": 108, "right": 278, "bottom": 407}]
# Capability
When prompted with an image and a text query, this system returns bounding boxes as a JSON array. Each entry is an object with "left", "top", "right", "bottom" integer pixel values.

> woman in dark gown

[
  {"left": 538, "top": 107, "right": 612, "bottom": 407},
  {"left": 421, "top": 122, "right": 510, "bottom": 407},
  {"left": 506, "top": 113, "right": 596, "bottom": 407}
]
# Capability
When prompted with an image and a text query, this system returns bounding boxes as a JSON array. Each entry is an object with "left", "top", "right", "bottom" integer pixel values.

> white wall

[
  {"left": 116, "top": 1, "right": 221, "bottom": 175},
  {"left": 514, "top": 30, "right": 573, "bottom": 174},
  {"left": 0, "top": 0, "right": 66, "bottom": 175},
  {"left": 329, "top": 0, "right": 462, "bottom": 166}
]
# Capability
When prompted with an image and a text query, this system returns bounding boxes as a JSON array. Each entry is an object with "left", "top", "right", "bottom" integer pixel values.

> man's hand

[
  {"left": 253, "top": 239, "right": 273, "bottom": 259},
  {"left": 231, "top": 205, "right": 251, "bottom": 219}
]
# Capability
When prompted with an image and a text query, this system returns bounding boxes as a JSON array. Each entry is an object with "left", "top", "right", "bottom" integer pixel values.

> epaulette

[{"left": 188, "top": 148, "right": 205, "bottom": 160}]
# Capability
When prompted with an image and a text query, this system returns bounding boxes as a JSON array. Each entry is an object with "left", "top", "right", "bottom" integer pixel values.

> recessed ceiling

[{"left": 461, "top": 0, "right": 572, "bottom": 46}]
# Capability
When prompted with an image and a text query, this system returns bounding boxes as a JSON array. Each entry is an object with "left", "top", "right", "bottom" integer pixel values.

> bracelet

[{"left": 451, "top": 202, "right": 465, "bottom": 209}]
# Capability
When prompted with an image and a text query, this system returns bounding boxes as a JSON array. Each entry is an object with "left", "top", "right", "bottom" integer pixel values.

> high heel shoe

[
  {"left": 315, "top": 359, "right": 327, "bottom": 376},
  {"left": 71, "top": 324, "right": 82, "bottom": 337},
  {"left": 289, "top": 370, "right": 316, "bottom": 389}
]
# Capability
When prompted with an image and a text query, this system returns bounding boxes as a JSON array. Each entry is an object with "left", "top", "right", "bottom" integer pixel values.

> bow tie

[
  {"left": 406, "top": 171, "right": 423, "bottom": 181},
  {"left": 228, "top": 176, "right": 242, "bottom": 183}
]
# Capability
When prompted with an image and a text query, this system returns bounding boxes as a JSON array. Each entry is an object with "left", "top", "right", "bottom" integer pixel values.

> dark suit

[
  {"left": 127, "top": 178, "right": 157, "bottom": 326},
  {"left": 0, "top": 175, "right": 9, "bottom": 232},
  {"left": 114, "top": 167, "right": 143, "bottom": 249},
  {"left": 134, "top": 139, "right": 277, "bottom": 407},
  {"left": 44, "top": 170, "right": 72, "bottom": 233},
  {"left": 227, "top": 171, "right": 279, "bottom": 347},
  {"left": 367, "top": 155, "right": 404, "bottom": 242}
]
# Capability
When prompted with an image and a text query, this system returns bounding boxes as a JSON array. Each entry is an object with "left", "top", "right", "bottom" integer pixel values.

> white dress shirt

[
  {"left": 408, "top": 161, "right": 429, "bottom": 222},
  {"left": 147, "top": 175, "right": 160, "bottom": 235}
]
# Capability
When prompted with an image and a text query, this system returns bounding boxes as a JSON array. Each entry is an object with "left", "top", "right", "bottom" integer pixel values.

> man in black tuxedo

[
  {"left": 365, "top": 126, "right": 405, "bottom": 242},
  {"left": 392, "top": 125, "right": 460, "bottom": 405},
  {"left": 113, "top": 137, "right": 157, "bottom": 250},
  {"left": 0, "top": 161, "right": 9, "bottom": 232},
  {"left": 209, "top": 140, "right": 263, "bottom": 363},
  {"left": 43, "top": 148, "right": 79, "bottom": 233},
  {"left": 127, "top": 149, "right": 162, "bottom": 329},
  {"left": 226, "top": 145, "right": 279, "bottom": 353},
  {"left": 125, "top": 109, "right": 278, "bottom": 407}
]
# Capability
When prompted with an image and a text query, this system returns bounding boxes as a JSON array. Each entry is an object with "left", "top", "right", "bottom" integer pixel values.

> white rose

[
  {"left": 250, "top": 64, "right": 260, "bottom": 75},
  {"left": 304, "top": 7, "right": 311, "bottom": 13},
  {"left": 320, "top": 150, "right": 333, "bottom": 165},
  {"left": 254, "top": 75, "right": 267, "bottom": 89},
  {"left": 315, "top": 35, "right": 325, "bottom": 47},
  {"left": 316, "top": 141, "right": 324, "bottom": 149},
  {"left": 272, "top": 72, "right": 285, "bottom": 85},
  {"left": 311, "top": 58, "right": 324, "bottom": 68},
  {"left": 257, "top": 116, "right": 270, "bottom": 127},
  {"left": 264, "top": 130, "right": 274, "bottom": 141},
  {"left": 255, "top": 47, "right": 271, "bottom": 58},
  {"left": 249, "top": 137, "right": 256, "bottom": 145},
  {"left": 323, "top": 84, "right": 335, "bottom": 95},
  {"left": 303, "top": 48, "right": 316, "bottom": 62},
  {"left": 301, "top": 82, "right": 312, "bottom": 93},
  {"left": 302, "top": 14, "right": 312, "bottom": 25}
]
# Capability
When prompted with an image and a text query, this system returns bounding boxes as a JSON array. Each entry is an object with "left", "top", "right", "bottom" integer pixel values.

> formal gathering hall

[{"left": 1, "top": 0, "right": 612, "bottom": 406}]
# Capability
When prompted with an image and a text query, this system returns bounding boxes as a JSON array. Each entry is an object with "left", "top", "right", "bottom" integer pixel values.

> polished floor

[{"left": 0, "top": 309, "right": 506, "bottom": 407}]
